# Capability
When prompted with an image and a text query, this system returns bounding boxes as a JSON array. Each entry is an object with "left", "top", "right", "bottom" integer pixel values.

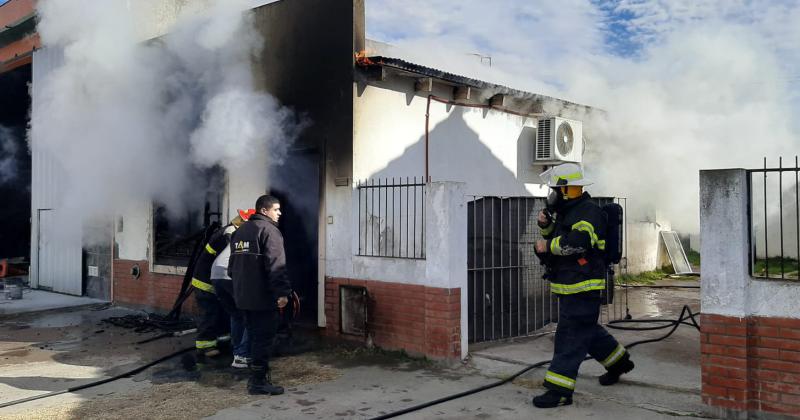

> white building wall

[
  {"left": 700, "top": 169, "right": 800, "bottom": 319},
  {"left": 353, "top": 81, "right": 547, "bottom": 197},
  {"left": 625, "top": 221, "right": 672, "bottom": 274}
]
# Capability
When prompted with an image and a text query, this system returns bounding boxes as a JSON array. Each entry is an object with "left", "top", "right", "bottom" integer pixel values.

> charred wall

[{"left": 0, "top": 64, "right": 31, "bottom": 260}]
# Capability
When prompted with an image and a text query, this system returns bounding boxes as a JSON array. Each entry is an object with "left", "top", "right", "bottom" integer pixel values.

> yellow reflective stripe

[
  {"left": 553, "top": 172, "right": 583, "bottom": 184},
  {"left": 571, "top": 221, "right": 598, "bottom": 247},
  {"left": 602, "top": 344, "right": 627, "bottom": 368},
  {"left": 545, "top": 370, "right": 576, "bottom": 390},
  {"left": 191, "top": 278, "right": 215, "bottom": 294},
  {"left": 550, "top": 236, "right": 562, "bottom": 255},
  {"left": 597, "top": 239, "right": 606, "bottom": 250},
  {"left": 550, "top": 279, "right": 605, "bottom": 295},
  {"left": 540, "top": 223, "right": 555, "bottom": 236},
  {"left": 195, "top": 340, "right": 217, "bottom": 349},
  {"left": 205, "top": 244, "right": 217, "bottom": 255}
]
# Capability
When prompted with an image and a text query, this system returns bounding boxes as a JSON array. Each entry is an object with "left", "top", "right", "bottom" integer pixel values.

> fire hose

[
  {"left": 0, "top": 305, "right": 700, "bottom": 413},
  {"left": 369, "top": 304, "right": 701, "bottom": 420}
]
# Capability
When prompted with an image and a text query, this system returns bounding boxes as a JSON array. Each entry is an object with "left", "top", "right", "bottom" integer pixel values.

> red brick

[
  {"left": 751, "top": 326, "right": 781, "bottom": 338},
  {"left": 706, "top": 375, "right": 747, "bottom": 390},
  {"left": 756, "top": 359, "right": 800, "bottom": 373},
  {"left": 760, "top": 402, "right": 800, "bottom": 415},
  {"left": 727, "top": 388, "right": 748, "bottom": 401},
  {"left": 751, "top": 347, "right": 780, "bottom": 359},
  {"left": 781, "top": 328, "right": 800, "bottom": 340},
  {"left": 753, "top": 390, "right": 782, "bottom": 403},
  {"left": 725, "top": 325, "right": 748, "bottom": 336},
  {"left": 702, "top": 324, "right": 728, "bottom": 335},
  {"left": 703, "top": 385, "right": 729, "bottom": 398},
  {"left": 704, "top": 355, "right": 748, "bottom": 369},
  {"left": 780, "top": 350, "right": 800, "bottom": 363},
  {"left": 781, "top": 393, "right": 800, "bottom": 406},
  {"left": 757, "top": 317, "right": 800, "bottom": 328},
  {"left": 759, "top": 381, "right": 800, "bottom": 396},
  {"left": 759, "top": 337, "right": 800, "bottom": 351},
  {"left": 709, "top": 335, "right": 747, "bottom": 347}
]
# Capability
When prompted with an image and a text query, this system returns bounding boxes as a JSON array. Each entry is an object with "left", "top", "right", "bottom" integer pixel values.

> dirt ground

[{"left": 0, "top": 282, "right": 711, "bottom": 420}]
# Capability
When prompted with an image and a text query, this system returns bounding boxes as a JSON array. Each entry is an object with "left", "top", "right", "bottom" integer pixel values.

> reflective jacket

[
  {"left": 540, "top": 193, "right": 607, "bottom": 295},
  {"left": 228, "top": 213, "right": 291, "bottom": 311},
  {"left": 191, "top": 224, "right": 233, "bottom": 294}
]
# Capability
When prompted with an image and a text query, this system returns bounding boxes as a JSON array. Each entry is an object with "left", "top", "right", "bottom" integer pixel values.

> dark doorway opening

[
  {"left": 270, "top": 148, "right": 320, "bottom": 326},
  {"left": 0, "top": 64, "right": 32, "bottom": 262}
]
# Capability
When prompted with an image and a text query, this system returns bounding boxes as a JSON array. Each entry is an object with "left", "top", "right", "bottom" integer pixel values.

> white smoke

[
  {"left": 0, "top": 125, "right": 19, "bottom": 184},
  {"left": 32, "top": 0, "right": 304, "bottom": 231},
  {"left": 366, "top": 0, "right": 800, "bottom": 233}
]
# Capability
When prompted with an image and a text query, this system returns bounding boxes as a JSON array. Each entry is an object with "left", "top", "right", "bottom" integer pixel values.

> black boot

[
  {"left": 599, "top": 356, "right": 635, "bottom": 386},
  {"left": 532, "top": 390, "right": 572, "bottom": 408},
  {"left": 248, "top": 366, "right": 284, "bottom": 395}
]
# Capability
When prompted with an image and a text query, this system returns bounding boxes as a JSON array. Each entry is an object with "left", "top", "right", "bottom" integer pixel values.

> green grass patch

[
  {"left": 617, "top": 269, "right": 668, "bottom": 285},
  {"left": 753, "top": 257, "right": 799, "bottom": 279},
  {"left": 686, "top": 250, "right": 701, "bottom": 267}
]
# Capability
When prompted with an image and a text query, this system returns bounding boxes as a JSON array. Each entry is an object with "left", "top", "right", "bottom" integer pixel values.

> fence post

[
  {"left": 425, "top": 181, "right": 468, "bottom": 358},
  {"left": 699, "top": 169, "right": 749, "bottom": 317}
]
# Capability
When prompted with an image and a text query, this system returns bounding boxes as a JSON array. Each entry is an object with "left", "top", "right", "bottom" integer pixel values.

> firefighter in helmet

[
  {"left": 192, "top": 212, "right": 251, "bottom": 362},
  {"left": 532, "top": 162, "right": 634, "bottom": 408}
]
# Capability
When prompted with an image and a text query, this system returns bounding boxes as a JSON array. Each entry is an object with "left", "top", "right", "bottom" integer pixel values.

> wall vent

[{"left": 340, "top": 285, "right": 368, "bottom": 336}]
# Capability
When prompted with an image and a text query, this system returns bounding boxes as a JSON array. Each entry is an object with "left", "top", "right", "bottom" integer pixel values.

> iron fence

[
  {"left": 356, "top": 177, "right": 426, "bottom": 259},
  {"left": 748, "top": 157, "right": 800, "bottom": 280},
  {"left": 468, "top": 195, "right": 628, "bottom": 344}
]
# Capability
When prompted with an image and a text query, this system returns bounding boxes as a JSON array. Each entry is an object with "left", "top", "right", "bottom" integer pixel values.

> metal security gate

[
  {"left": 468, "top": 196, "right": 628, "bottom": 344},
  {"left": 468, "top": 197, "right": 555, "bottom": 343}
]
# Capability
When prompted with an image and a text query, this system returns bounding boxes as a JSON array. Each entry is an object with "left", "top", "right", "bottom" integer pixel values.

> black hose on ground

[
  {"left": 369, "top": 305, "right": 701, "bottom": 420},
  {"left": 0, "top": 307, "right": 702, "bottom": 414},
  {"left": 0, "top": 347, "right": 194, "bottom": 410}
]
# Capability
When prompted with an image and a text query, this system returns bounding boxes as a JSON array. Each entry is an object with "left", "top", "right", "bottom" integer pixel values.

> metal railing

[
  {"left": 467, "top": 195, "right": 629, "bottom": 344},
  {"left": 748, "top": 157, "right": 800, "bottom": 280},
  {"left": 356, "top": 177, "right": 426, "bottom": 259}
]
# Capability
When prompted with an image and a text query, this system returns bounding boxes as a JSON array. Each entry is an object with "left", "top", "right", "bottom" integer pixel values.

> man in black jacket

[
  {"left": 229, "top": 195, "right": 291, "bottom": 395},
  {"left": 532, "top": 163, "right": 634, "bottom": 409}
]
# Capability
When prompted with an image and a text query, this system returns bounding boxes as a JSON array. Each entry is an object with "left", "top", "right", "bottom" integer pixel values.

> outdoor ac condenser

[{"left": 534, "top": 117, "right": 583, "bottom": 164}]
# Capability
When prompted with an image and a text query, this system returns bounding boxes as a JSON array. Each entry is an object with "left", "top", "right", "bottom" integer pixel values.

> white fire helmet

[{"left": 539, "top": 163, "right": 593, "bottom": 188}]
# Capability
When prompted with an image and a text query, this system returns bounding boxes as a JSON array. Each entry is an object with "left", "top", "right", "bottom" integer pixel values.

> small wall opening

[{"left": 340, "top": 285, "right": 367, "bottom": 336}]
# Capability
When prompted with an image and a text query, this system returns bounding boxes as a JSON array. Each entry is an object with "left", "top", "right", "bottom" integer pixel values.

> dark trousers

[
  {"left": 244, "top": 308, "right": 278, "bottom": 370},
  {"left": 195, "top": 288, "right": 229, "bottom": 350},
  {"left": 544, "top": 293, "right": 628, "bottom": 394},
  {"left": 213, "top": 279, "right": 249, "bottom": 357}
]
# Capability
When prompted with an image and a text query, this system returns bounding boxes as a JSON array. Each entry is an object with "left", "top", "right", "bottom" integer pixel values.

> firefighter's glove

[
  {"left": 535, "top": 239, "right": 549, "bottom": 254},
  {"left": 537, "top": 209, "right": 553, "bottom": 229},
  {"left": 277, "top": 296, "right": 289, "bottom": 309}
]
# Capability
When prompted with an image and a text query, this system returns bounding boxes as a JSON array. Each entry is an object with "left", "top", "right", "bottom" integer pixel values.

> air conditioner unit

[{"left": 534, "top": 117, "right": 583, "bottom": 164}]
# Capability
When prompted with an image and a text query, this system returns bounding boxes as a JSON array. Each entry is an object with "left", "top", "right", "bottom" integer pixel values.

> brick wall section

[
  {"left": 325, "top": 277, "right": 461, "bottom": 360},
  {"left": 701, "top": 313, "right": 800, "bottom": 418},
  {"left": 113, "top": 259, "right": 197, "bottom": 315}
]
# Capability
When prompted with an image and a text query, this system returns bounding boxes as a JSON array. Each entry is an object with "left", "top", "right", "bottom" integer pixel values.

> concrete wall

[
  {"left": 699, "top": 169, "right": 800, "bottom": 319},
  {"left": 699, "top": 168, "right": 800, "bottom": 419}
]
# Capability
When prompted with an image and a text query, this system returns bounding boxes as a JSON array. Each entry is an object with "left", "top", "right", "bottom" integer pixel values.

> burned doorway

[
  {"left": 0, "top": 64, "right": 32, "bottom": 265},
  {"left": 270, "top": 148, "right": 320, "bottom": 326}
]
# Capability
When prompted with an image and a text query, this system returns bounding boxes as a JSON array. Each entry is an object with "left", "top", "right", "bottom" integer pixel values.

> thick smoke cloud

[
  {"left": 0, "top": 126, "right": 19, "bottom": 184},
  {"left": 366, "top": 0, "right": 800, "bottom": 233},
  {"left": 31, "top": 0, "right": 303, "bottom": 233}
]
